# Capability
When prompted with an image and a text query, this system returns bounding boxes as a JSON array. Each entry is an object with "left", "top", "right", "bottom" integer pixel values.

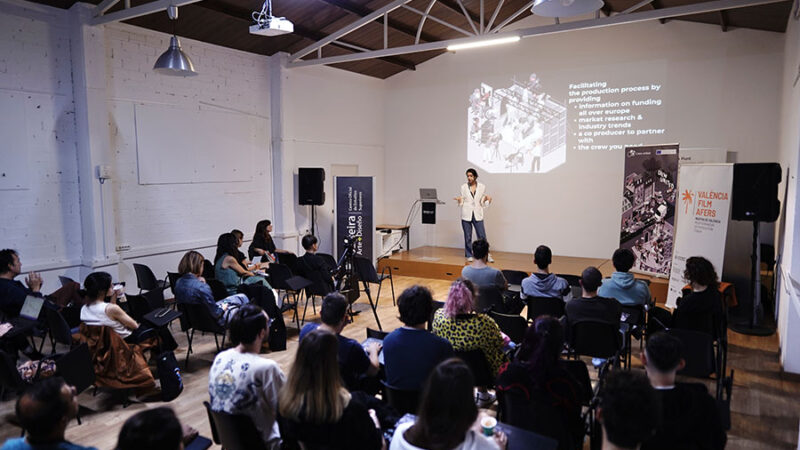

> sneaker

[
  {"left": 488, "top": 254, "right": 495, "bottom": 263},
  {"left": 467, "top": 257, "right": 474, "bottom": 262},
  {"left": 476, "top": 392, "right": 496, "bottom": 408}
]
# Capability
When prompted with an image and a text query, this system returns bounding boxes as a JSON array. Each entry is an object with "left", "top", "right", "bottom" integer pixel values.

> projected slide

[{"left": 467, "top": 74, "right": 567, "bottom": 174}]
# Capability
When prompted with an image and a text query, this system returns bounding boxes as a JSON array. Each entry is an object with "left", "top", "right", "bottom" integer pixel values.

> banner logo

[{"left": 681, "top": 189, "right": 694, "bottom": 214}]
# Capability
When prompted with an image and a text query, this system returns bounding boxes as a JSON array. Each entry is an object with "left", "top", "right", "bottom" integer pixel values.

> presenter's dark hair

[
  {"left": 599, "top": 371, "right": 660, "bottom": 448},
  {"left": 320, "top": 293, "right": 348, "bottom": 326},
  {"left": 214, "top": 233, "right": 240, "bottom": 264},
  {"left": 580, "top": 266, "right": 603, "bottom": 293},
  {"left": 471, "top": 239, "right": 490, "bottom": 260},
  {"left": 645, "top": 332, "right": 683, "bottom": 373},
  {"left": 301, "top": 234, "right": 318, "bottom": 251},
  {"left": 397, "top": 285, "right": 434, "bottom": 326},
  {"left": 16, "top": 377, "right": 72, "bottom": 438},
  {"left": 534, "top": 245, "right": 552, "bottom": 270},
  {"left": 612, "top": 248, "right": 636, "bottom": 272},
  {"left": 0, "top": 249, "right": 17, "bottom": 274},
  {"left": 81, "top": 272, "right": 113, "bottom": 300},
  {"left": 116, "top": 407, "right": 183, "bottom": 450},
  {"left": 405, "top": 358, "right": 478, "bottom": 450},
  {"left": 465, "top": 168, "right": 478, "bottom": 179},
  {"left": 683, "top": 256, "right": 719, "bottom": 291},
  {"left": 228, "top": 304, "right": 268, "bottom": 346}
]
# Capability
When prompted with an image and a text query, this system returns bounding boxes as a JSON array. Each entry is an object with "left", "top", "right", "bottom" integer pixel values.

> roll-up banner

[
  {"left": 335, "top": 176, "right": 374, "bottom": 263},
  {"left": 666, "top": 164, "right": 733, "bottom": 308},
  {"left": 620, "top": 144, "right": 680, "bottom": 277}
]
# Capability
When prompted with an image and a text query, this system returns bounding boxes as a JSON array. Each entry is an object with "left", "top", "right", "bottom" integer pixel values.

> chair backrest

[
  {"left": 559, "top": 359, "right": 593, "bottom": 406},
  {"left": 476, "top": 285, "right": 504, "bottom": 314},
  {"left": 366, "top": 327, "right": 389, "bottom": 340},
  {"left": 55, "top": 343, "right": 95, "bottom": 394},
  {"left": 202, "top": 259, "right": 215, "bottom": 280},
  {"left": 133, "top": 263, "right": 160, "bottom": 291},
  {"left": 58, "top": 275, "right": 76, "bottom": 288},
  {"left": 428, "top": 301, "right": 445, "bottom": 331},
  {"left": 126, "top": 294, "right": 153, "bottom": 323},
  {"left": 304, "top": 269, "right": 333, "bottom": 297},
  {"left": 497, "top": 388, "right": 579, "bottom": 449},
  {"left": 268, "top": 263, "right": 292, "bottom": 290},
  {"left": 277, "top": 252, "right": 299, "bottom": 274},
  {"left": 167, "top": 272, "right": 181, "bottom": 294},
  {"left": 238, "top": 284, "right": 278, "bottom": 318},
  {"left": 454, "top": 349, "right": 493, "bottom": 388},
  {"left": 206, "top": 279, "right": 230, "bottom": 301},
  {"left": 381, "top": 380, "right": 421, "bottom": 415},
  {"left": 621, "top": 304, "right": 646, "bottom": 328},
  {"left": 501, "top": 270, "right": 528, "bottom": 286},
  {"left": 556, "top": 274, "right": 581, "bottom": 287},
  {"left": 569, "top": 321, "right": 621, "bottom": 359},
  {"left": 317, "top": 253, "right": 338, "bottom": 272},
  {"left": 488, "top": 310, "right": 528, "bottom": 344},
  {"left": 0, "top": 349, "right": 25, "bottom": 392},
  {"left": 143, "top": 286, "right": 166, "bottom": 310},
  {"left": 667, "top": 328, "right": 716, "bottom": 379},
  {"left": 45, "top": 308, "right": 73, "bottom": 347},
  {"left": 203, "top": 401, "right": 266, "bottom": 450},
  {"left": 175, "top": 303, "right": 192, "bottom": 333},
  {"left": 525, "top": 296, "right": 565, "bottom": 321},
  {"left": 184, "top": 303, "right": 226, "bottom": 334},
  {"left": 354, "top": 256, "right": 380, "bottom": 284}
]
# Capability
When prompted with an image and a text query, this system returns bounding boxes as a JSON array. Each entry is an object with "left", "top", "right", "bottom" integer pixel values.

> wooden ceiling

[{"left": 29, "top": 0, "right": 794, "bottom": 78}]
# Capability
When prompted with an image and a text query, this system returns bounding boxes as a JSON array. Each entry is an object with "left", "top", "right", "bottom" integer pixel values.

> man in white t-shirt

[{"left": 208, "top": 304, "right": 286, "bottom": 449}]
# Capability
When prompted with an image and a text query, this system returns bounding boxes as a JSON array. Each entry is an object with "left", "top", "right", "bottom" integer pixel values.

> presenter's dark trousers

[{"left": 461, "top": 215, "right": 486, "bottom": 258}]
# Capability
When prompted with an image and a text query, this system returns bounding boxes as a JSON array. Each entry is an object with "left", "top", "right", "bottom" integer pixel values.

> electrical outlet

[{"left": 116, "top": 244, "right": 131, "bottom": 252}]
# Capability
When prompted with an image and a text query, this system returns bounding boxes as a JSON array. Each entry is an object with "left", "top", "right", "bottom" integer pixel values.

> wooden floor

[{"left": 1, "top": 275, "right": 798, "bottom": 449}]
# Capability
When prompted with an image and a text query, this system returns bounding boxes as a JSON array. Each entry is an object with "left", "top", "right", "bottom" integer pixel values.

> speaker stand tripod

[{"left": 730, "top": 220, "right": 775, "bottom": 336}]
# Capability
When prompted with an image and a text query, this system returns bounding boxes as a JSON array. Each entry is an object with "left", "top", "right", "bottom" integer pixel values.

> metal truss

[
  {"left": 91, "top": 0, "right": 202, "bottom": 25},
  {"left": 287, "top": 0, "right": 787, "bottom": 68}
]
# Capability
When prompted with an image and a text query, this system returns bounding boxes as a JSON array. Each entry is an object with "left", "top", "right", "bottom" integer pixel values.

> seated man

[
  {"left": 598, "top": 248, "right": 651, "bottom": 306},
  {"left": 299, "top": 293, "right": 380, "bottom": 393},
  {"left": 0, "top": 249, "right": 82, "bottom": 318},
  {"left": 520, "top": 245, "right": 571, "bottom": 301},
  {"left": 641, "top": 332, "right": 726, "bottom": 450},
  {"left": 1, "top": 377, "right": 97, "bottom": 450},
  {"left": 115, "top": 407, "right": 186, "bottom": 450},
  {"left": 383, "top": 286, "right": 453, "bottom": 391},
  {"left": 209, "top": 304, "right": 285, "bottom": 450},
  {"left": 297, "top": 235, "right": 334, "bottom": 292},
  {"left": 461, "top": 239, "right": 507, "bottom": 291},
  {"left": 565, "top": 267, "right": 622, "bottom": 331},
  {"left": 598, "top": 371, "right": 661, "bottom": 450}
]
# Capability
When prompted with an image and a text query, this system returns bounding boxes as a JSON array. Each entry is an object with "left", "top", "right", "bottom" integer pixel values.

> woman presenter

[{"left": 454, "top": 168, "right": 493, "bottom": 262}]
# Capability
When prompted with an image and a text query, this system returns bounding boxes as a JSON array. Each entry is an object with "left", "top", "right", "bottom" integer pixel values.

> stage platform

[{"left": 377, "top": 246, "right": 669, "bottom": 303}]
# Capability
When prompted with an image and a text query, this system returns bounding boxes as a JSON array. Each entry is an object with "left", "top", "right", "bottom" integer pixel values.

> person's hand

[
  {"left": 245, "top": 271, "right": 255, "bottom": 277},
  {"left": 484, "top": 194, "right": 492, "bottom": 204},
  {"left": 367, "top": 342, "right": 382, "bottom": 356},
  {"left": 492, "top": 430, "right": 507, "bottom": 449},
  {"left": 25, "top": 272, "right": 43, "bottom": 292},
  {"left": 0, "top": 323, "right": 13, "bottom": 337},
  {"left": 221, "top": 303, "right": 229, "bottom": 311},
  {"left": 198, "top": 276, "right": 207, "bottom": 283},
  {"left": 368, "top": 409, "right": 381, "bottom": 429}
]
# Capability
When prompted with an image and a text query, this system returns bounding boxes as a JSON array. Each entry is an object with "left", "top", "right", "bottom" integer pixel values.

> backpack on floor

[{"left": 157, "top": 350, "right": 183, "bottom": 401}]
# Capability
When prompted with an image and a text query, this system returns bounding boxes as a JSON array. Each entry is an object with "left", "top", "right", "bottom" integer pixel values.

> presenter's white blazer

[{"left": 460, "top": 182, "right": 488, "bottom": 221}]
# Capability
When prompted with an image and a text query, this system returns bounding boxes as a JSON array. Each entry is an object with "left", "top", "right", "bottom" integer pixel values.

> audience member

[
  {"left": 79, "top": 272, "right": 146, "bottom": 343},
  {"left": 383, "top": 286, "right": 453, "bottom": 391},
  {"left": 278, "top": 329, "right": 384, "bottom": 450},
  {"left": 299, "top": 293, "right": 380, "bottom": 392},
  {"left": 231, "top": 229, "right": 268, "bottom": 271},
  {"left": 598, "top": 248, "right": 651, "bottom": 306},
  {"left": 673, "top": 256, "right": 723, "bottom": 335},
  {"left": 0, "top": 377, "right": 96, "bottom": 450},
  {"left": 249, "top": 220, "right": 293, "bottom": 262},
  {"left": 390, "top": 358, "right": 506, "bottom": 450},
  {"left": 173, "top": 250, "right": 248, "bottom": 325},
  {"left": 461, "top": 239, "right": 507, "bottom": 291},
  {"left": 0, "top": 249, "right": 82, "bottom": 317},
  {"left": 214, "top": 233, "right": 270, "bottom": 296},
  {"left": 520, "top": 246, "right": 571, "bottom": 301},
  {"left": 495, "top": 316, "right": 583, "bottom": 449},
  {"left": 597, "top": 371, "right": 660, "bottom": 450},
  {"left": 565, "top": 267, "right": 622, "bottom": 332},
  {"left": 209, "top": 304, "right": 285, "bottom": 449},
  {"left": 640, "top": 332, "right": 726, "bottom": 450},
  {"left": 432, "top": 279, "right": 506, "bottom": 407},
  {"left": 115, "top": 407, "right": 184, "bottom": 450},
  {"left": 297, "top": 235, "right": 335, "bottom": 292}
]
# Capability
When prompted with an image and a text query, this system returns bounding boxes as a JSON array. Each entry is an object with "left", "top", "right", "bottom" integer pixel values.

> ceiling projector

[{"left": 250, "top": 16, "right": 294, "bottom": 36}]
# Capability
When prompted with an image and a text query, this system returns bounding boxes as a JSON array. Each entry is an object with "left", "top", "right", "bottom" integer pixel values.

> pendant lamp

[{"left": 153, "top": 6, "right": 198, "bottom": 76}]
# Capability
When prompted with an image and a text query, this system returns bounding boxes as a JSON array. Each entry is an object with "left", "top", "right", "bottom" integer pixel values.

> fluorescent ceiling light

[{"left": 447, "top": 35, "right": 520, "bottom": 52}]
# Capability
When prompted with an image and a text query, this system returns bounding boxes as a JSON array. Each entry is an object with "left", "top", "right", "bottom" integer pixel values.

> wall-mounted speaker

[
  {"left": 731, "top": 163, "right": 781, "bottom": 222},
  {"left": 299, "top": 168, "right": 325, "bottom": 205}
]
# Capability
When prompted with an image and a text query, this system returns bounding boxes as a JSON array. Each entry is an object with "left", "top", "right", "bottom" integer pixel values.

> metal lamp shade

[
  {"left": 153, "top": 36, "right": 197, "bottom": 76},
  {"left": 531, "top": 0, "right": 603, "bottom": 17}
]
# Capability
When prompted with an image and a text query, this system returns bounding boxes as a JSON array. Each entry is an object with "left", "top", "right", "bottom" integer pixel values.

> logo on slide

[{"left": 681, "top": 189, "right": 694, "bottom": 214}]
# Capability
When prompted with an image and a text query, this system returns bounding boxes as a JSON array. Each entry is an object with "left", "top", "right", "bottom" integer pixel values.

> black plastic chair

[
  {"left": 497, "top": 388, "right": 583, "bottom": 450},
  {"left": 44, "top": 308, "right": 76, "bottom": 353},
  {"left": 317, "top": 253, "right": 338, "bottom": 273},
  {"left": 455, "top": 349, "right": 494, "bottom": 388},
  {"left": 525, "top": 296, "right": 565, "bottom": 321},
  {"left": 0, "top": 349, "right": 27, "bottom": 400},
  {"left": 559, "top": 359, "right": 593, "bottom": 406},
  {"left": 268, "top": 263, "right": 311, "bottom": 328},
  {"left": 568, "top": 321, "right": 622, "bottom": 367},
  {"left": 126, "top": 294, "right": 153, "bottom": 324},
  {"left": 167, "top": 272, "right": 181, "bottom": 300},
  {"left": 381, "top": 380, "right": 421, "bottom": 415},
  {"left": 428, "top": 300, "right": 445, "bottom": 331},
  {"left": 58, "top": 275, "right": 76, "bottom": 288},
  {"left": 488, "top": 310, "right": 528, "bottom": 344},
  {"left": 277, "top": 252, "right": 299, "bottom": 274},
  {"left": 202, "top": 259, "right": 215, "bottom": 280},
  {"left": 133, "top": 263, "right": 169, "bottom": 294},
  {"left": 476, "top": 285, "right": 504, "bottom": 314},
  {"left": 621, "top": 303, "right": 647, "bottom": 367},
  {"left": 203, "top": 279, "right": 229, "bottom": 301},
  {"left": 179, "top": 303, "right": 227, "bottom": 369},
  {"left": 298, "top": 267, "right": 332, "bottom": 325},
  {"left": 55, "top": 343, "right": 94, "bottom": 424},
  {"left": 501, "top": 269, "right": 528, "bottom": 287},
  {"left": 366, "top": 327, "right": 389, "bottom": 340},
  {"left": 203, "top": 401, "right": 267, "bottom": 450},
  {"left": 353, "top": 256, "right": 389, "bottom": 330}
]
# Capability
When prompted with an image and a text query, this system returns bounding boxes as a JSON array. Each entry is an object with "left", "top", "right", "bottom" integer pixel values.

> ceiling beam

[
  {"left": 719, "top": 10, "right": 728, "bottom": 31},
  {"left": 436, "top": 0, "right": 481, "bottom": 25},
  {"left": 91, "top": 0, "right": 202, "bottom": 25},
  {"left": 316, "top": 0, "right": 439, "bottom": 43},
  {"left": 195, "top": 1, "right": 416, "bottom": 71},
  {"left": 288, "top": 0, "right": 786, "bottom": 68},
  {"left": 651, "top": 0, "right": 668, "bottom": 23}
]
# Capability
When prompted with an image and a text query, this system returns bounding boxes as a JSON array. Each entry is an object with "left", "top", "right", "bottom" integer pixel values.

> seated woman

[
  {"left": 390, "top": 358, "right": 506, "bottom": 450},
  {"left": 173, "top": 251, "right": 249, "bottom": 325},
  {"left": 214, "top": 233, "right": 271, "bottom": 296},
  {"left": 432, "top": 278, "right": 506, "bottom": 406},
  {"left": 80, "top": 272, "right": 148, "bottom": 343},
  {"left": 231, "top": 229, "right": 269, "bottom": 271},
  {"left": 495, "top": 316, "right": 583, "bottom": 450},
  {"left": 248, "top": 220, "right": 293, "bottom": 263},
  {"left": 673, "top": 256, "right": 723, "bottom": 336},
  {"left": 278, "top": 329, "right": 385, "bottom": 450}
]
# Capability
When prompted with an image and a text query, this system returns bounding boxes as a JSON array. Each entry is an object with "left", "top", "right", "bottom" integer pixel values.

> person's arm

[
  {"left": 24, "top": 272, "right": 43, "bottom": 293},
  {"left": 105, "top": 304, "right": 139, "bottom": 330},
  {"left": 197, "top": 283, "right": 223, "bottom": 318},
  {"left": 365, "top": 342, "right": 381, "bottom": 377},
  {"left": 223, "top": 255, "right": 255, "bottom": 277}
]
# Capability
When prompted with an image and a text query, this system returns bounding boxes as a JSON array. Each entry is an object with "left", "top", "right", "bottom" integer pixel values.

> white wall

[{"left": 384, "top": 19, "right": 783, "bottom": 287}]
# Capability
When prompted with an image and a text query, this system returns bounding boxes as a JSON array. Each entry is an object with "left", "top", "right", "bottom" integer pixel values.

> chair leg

[
  {"left": 389, "top": 274, "right": 396, "bottom": 306},
  {"left": 375, "top": 281, "right": 382, "bottom": 309},
  {"left": 301, "top": 295, "right": 311, "bottom": 326},
  {"left": 362, "top": 284, "right": 382, "bottom": 331},
  {"left": 185, "top": 330, "right": 194, "bottom": 370}
]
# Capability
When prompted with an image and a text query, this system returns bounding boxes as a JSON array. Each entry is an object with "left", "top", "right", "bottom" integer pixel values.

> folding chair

[
  {"left": 353, "top": 256, "right": 388, "bottom": 330},
  {"left": 488, "top": 310, "right": 528, "bottom": 344},
  {"left": 525, "top": 296, "right": 565, "bottom": 321},
  {"left": 476, "top": 285, "right": 504, "bottom": 314},
  {"left": 179, "top": 303, "right": 227, "bottom": 369},
  {"left": 204, "top": 401, "right": 267, "bottom": 450}
]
